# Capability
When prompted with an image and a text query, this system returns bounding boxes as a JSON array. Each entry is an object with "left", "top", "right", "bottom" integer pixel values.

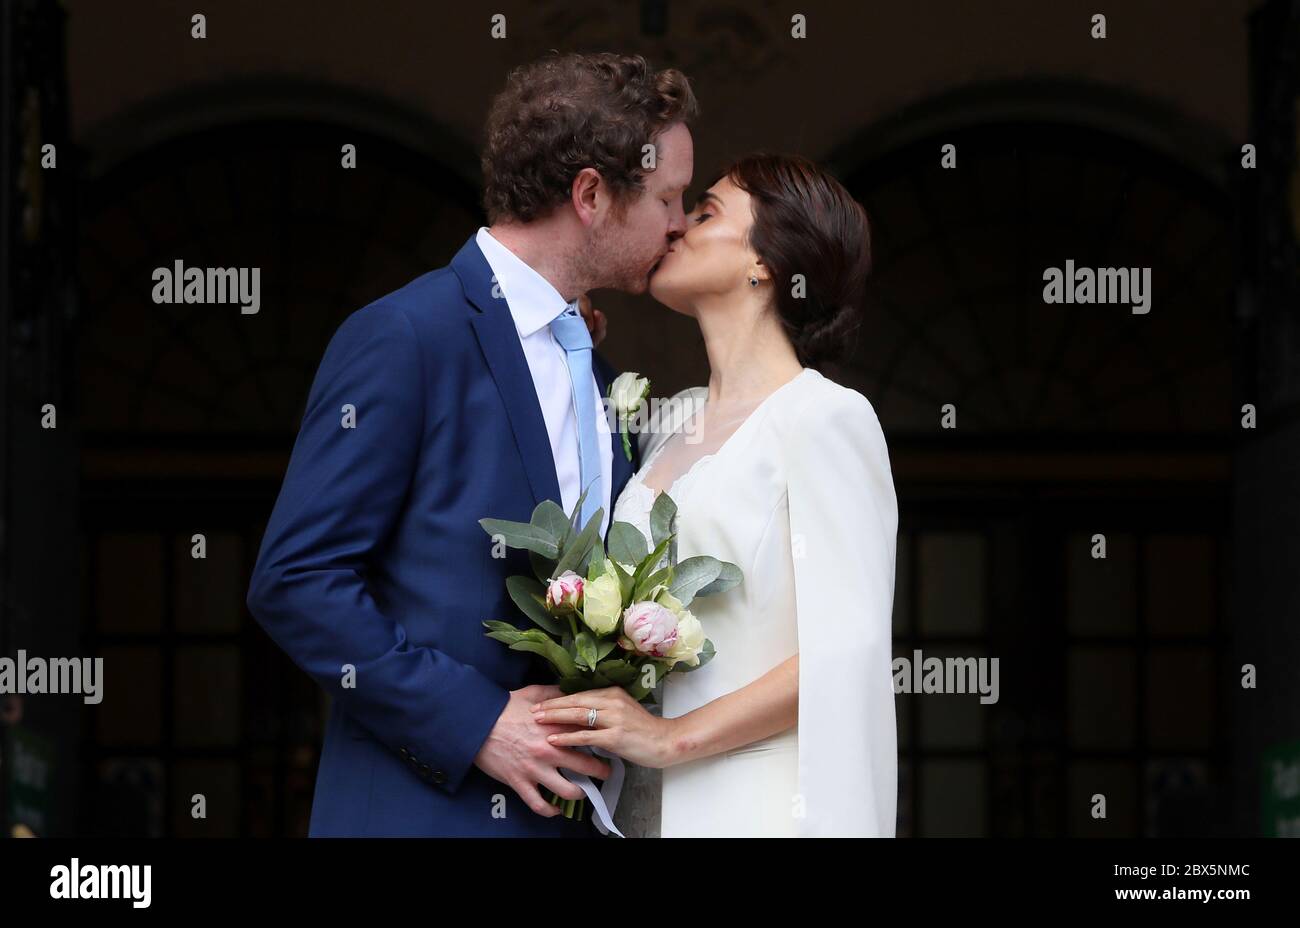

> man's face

[{"left": 583, "top": 122, "right": 694, "bottom": 294}]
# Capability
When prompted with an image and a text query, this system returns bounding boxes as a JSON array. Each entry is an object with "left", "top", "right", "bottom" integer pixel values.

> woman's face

[{"left": 648, "top": 175, "right": 760, "bottom": 314}]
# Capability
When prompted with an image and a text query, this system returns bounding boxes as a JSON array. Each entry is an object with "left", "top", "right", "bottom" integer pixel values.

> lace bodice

[{"left": 611, "top": 445, "right": 715, "bottom": 550}]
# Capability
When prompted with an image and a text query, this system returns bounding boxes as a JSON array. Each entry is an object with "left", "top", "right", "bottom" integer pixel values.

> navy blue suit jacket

[{"left": 246, "top": 234, "right": 639, "bottom": 836}]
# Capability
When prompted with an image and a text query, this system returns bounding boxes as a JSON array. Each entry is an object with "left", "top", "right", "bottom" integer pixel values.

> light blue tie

[{"left": 549, "top": 303, "right": 603, "bottom": 532}]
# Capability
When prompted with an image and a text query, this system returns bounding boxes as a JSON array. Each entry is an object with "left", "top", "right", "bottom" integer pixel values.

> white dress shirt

[{"left": 475, "top": 227, "right": 613, "bottom": 537}]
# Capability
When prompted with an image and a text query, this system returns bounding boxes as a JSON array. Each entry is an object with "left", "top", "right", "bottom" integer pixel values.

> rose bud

[
  {"left": 621, "top": 601, "right": 680, "bottom": 658},
  {"left": 545, "top": 571, "right": 584, "bottom": 614}
]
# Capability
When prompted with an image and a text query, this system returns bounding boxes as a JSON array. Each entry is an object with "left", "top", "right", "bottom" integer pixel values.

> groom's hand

[{"left": 473, "top": 684, "right": 614, "bottom": 817}]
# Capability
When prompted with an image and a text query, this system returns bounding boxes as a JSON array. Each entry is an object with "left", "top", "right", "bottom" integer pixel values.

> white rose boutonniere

[{"left": 608, "top": 371, "right": 651, "bottom": 461}]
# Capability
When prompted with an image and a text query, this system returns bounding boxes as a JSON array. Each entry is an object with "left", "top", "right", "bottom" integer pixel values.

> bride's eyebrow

[{"left": 694, "top": 191, "right": 722, "bottom": 211}]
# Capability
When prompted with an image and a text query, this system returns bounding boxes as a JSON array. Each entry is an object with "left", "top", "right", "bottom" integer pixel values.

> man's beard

[{"left": 579, "top": 234, "right": 655, "bottom": 295}]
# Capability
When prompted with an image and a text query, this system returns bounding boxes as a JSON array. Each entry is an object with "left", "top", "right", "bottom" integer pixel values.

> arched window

[
  {"left": 75, "top": 115, "right": 481, "bottom": 836},
  {"left": 77, "top": 120, "right": 480, "bottom": 436},
  {"left": 837, "top": 120, "right": 1233, "bottom": 434},
  {"left": 834, "top": 103, "right": 1235, "bottom": 837}
]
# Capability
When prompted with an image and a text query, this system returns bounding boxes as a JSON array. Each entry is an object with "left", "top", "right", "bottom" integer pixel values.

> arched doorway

[
  {"left": 75, "top": 117, "right": 481, "bottom": 836},
  {"left": 833, "top": 110, "right": 1235, "bottom": 836}
]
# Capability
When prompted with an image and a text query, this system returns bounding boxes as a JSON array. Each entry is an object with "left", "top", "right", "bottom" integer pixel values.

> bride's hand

[
  {"left": 578, "top": 294, "right": 607, "bottom": 348},
  {"left": 531, "top": 687, "right": 674, "bottom": 769}
]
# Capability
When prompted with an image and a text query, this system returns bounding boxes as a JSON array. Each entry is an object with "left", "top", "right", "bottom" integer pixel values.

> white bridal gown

[{"left": 609, "top": 368, "right": 899, "bottom": 838}]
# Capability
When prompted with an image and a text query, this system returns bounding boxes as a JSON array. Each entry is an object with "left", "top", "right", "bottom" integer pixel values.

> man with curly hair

[{"left": 247, "top": 52, "right": 697, "bottom": 837}]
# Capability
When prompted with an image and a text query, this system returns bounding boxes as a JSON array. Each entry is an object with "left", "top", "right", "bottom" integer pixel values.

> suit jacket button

[
  {"left": 399, "top": 747, "right": 412, "bottom": 761},
  {"left": 431, "top": 770, "right": 447, "bottom": 785},
  {"left": 417, "top": 763, "right": 432, "bottom": 780}
]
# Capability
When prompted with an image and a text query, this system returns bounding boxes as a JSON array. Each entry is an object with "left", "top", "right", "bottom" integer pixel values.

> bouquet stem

[{"left": 546, "top": 788, "right": 586, "bottom": 821}]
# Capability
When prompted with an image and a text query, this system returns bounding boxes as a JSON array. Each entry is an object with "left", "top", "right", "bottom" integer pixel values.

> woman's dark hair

[
  {"left": 482, "top": 52, "right": 699, "bottom": 223},
  {"left": 718, "top": 153, "right": 872, "bottom": 368}
]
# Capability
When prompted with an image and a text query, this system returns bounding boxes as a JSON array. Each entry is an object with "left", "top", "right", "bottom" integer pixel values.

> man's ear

[{"left": 570, "top": 168, "right": 602, "bottom": 227}]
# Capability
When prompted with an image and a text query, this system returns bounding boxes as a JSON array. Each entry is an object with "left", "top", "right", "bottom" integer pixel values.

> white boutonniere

[{"left": 608, "top": 371, "right": 651, "bottom": 461}]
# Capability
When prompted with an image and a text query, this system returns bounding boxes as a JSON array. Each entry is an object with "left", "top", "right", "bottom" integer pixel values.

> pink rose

[
  {"left": 545, "top": 571, "right": 584, "bottom": 613},
  {"left": 620, "top": 601, "right": 679, "bottom": 658}
]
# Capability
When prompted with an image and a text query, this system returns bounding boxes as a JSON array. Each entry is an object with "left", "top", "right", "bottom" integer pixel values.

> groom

[{"left": 245, "top": 53, "right": 696, "bottom": 836}]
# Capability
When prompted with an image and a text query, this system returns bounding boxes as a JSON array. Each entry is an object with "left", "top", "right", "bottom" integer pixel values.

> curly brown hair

[{"left": 481, "top": 52, "right": 699, "bottom": 223}]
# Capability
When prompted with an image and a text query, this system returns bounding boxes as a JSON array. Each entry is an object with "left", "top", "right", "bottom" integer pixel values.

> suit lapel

[{"left": 454, "top": 236, "right": 562, "bottom": 511}]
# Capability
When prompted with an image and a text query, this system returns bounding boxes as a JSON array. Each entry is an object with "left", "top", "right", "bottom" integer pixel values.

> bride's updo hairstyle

[{"left": 721, "top": 153, "right": 872, "bottom": 368}]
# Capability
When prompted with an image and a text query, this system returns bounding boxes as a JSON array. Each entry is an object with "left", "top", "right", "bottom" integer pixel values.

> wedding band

[{"left": 586, "top": 708, "right": 598, "bottom": 728}]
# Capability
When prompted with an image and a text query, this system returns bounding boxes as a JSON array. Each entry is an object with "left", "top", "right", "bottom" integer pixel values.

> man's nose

[{"left": 667, "top": 205, "right": 687, "bottom": 237}]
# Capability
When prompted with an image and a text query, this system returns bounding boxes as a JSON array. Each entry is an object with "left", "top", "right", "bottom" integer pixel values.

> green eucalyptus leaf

[
  {"left": 574, "top": 631, "right": 600, "bottom": 671},
  {"left": 607, "top": 522, "right": 649, "bottom": 567},
  {"left": 478, "top": 518, "right": 560, "bottom": 558},
  {"left": 594, "top": 659, "right": 638, "bottom": 686},
  {"left": 509, "top": 638, "right": 577, "bottom": 678},
  {"left": 634, "top": 565, "right": 674, "bottom": 603},
  {"left": 506, "top": 575, "right": 564, "bottom": 635},
  {"left": 567, "top": 485, "right": 592, "bottom": 532},
  {"left": 579, "top": 537, "right": 606, "bottom": 578},
  {"left": 594, "top": 637, "right": 619, "bottom": 663},
  {"left": 632, "top": 536, "right": 673, "bottom": 591},
  {"left": 666, "top": 556, "right": 724, "bottom": 607},
  {"left": 529, "top": 549, "right": 556, "bottom": 585},
  {"left": 697, "top": 561, "right": 743, "bottom": 598},
  {"left": 649, "top": 492, "right": 678, "bottom": 549},
  {"left": 559, "top": 676, "right": 600, "bottom": 695},
  {"left": 609, "top": 557, "right": 636, "bottom": 604},
  {"left": 531, "top": 500, "right": 571, "bottom": 548},
  {"left": 554, "top": 506, "right": 605, "bottom": 577},
  {"left": 482, "top": 620, "right": 526, "bottom": 645}
]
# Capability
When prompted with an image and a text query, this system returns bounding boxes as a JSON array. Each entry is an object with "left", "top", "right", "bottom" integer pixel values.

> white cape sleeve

[{"left": 783, "top": 386, "right": 899, "bottom": 837}]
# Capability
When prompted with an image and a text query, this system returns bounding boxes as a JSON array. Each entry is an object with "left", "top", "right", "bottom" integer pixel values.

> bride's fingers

[
  {"left": 531, "top": 693, "right": 608, "bottom": 713},
  {"left": 536, "top": 687, "right": 624, "bottom": 711},
  {"left": 546, "top": 728, "right": 608, "bottom": 750},
  {"left": 533, "top": 705, "right": 615, "bottom": 727},
  {"left": 551, "top": 746, "right": 613, "bottom": 780},
  {"left": 577, "top": 294, "right": 607, "bottom": 347}
]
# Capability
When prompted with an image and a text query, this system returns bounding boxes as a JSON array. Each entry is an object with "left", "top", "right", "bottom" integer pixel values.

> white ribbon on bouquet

[{"left": 559, "top": 746, "right": 626, "bottom": 838}]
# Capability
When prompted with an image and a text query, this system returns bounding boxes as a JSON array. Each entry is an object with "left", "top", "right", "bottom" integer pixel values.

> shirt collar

[{"left": 475, "top": 226, "right": 575, "bottom": 338}]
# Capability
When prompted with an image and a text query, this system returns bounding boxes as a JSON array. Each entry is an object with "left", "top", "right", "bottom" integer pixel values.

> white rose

[
  {"left": 609, "top": 371, "right": 650, "bottom": 419},
  {"left": 665, "top": 610, "right": 705, "bottom": 668},
  {"left": 656, "top": 590, "right": 704, "bottom": 668},
  {"left": 580, "top": 562, "right": 623, "bottom": 636}
]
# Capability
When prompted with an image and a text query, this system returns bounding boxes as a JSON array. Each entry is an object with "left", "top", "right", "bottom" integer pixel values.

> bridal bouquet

[{"left": 479, "top": 487, "right": 741, "bottom": 824}]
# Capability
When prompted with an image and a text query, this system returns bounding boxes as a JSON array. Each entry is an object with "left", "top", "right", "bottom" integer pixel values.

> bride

[{"left": 531, "top": 153, "right": 898, "bottom": 837}]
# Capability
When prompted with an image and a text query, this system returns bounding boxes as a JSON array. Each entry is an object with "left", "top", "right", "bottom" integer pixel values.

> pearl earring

[{"left": 749, "top": 276, "right": 759, "bottom": 287}]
